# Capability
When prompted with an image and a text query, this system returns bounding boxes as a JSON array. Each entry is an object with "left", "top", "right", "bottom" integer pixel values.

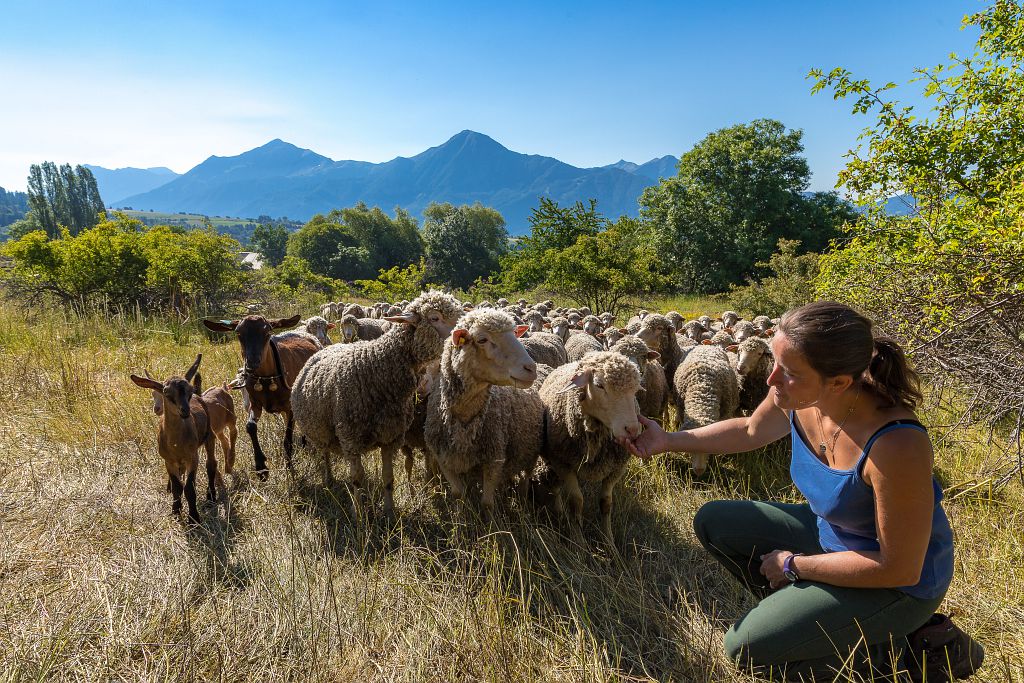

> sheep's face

[
  {"left": 547, "top": 318, "right": 570, "bottom": 342},
  {"left": 735, "top": 338, "right": 771, "bottom": 375},
  {"left": 599, "top": 313, "right": 615, "bottom": 327},
  {"left": 610, "top": 338, "right": 660, "bottom": 378},
  {"left": 602, "top": 328, "right": 624, "bottom": 349},
  {"left": 525, "top": 313, "right": 546, "bottom": 333},
  {"left": 582, "top": 316, "right": 603, "bottom": 336},
  {"left": 637, "top": 315, "right": 675, "bottom": 355},
  {"left": 682, "top": 321, "right": 706, "bottom": 342},
  {"left": 732, "top": 322, "right": 756, "bottom": 343},
  {"left": 721, "top": 311, "right": 741, "bottom": 328},
  {"left": 451, "top": 314, "right": 537, "bottom": 388},
  {"left": 563, "top": 354, "right": 642, "bottom": 442},
  {"left": 340, "top": 316, "right": 359, "bottom": 343}
]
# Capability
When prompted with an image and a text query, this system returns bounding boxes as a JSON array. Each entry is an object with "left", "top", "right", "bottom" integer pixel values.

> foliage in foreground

[{"left": 812, "top": 0, "right": 1024, "bottom": 471}]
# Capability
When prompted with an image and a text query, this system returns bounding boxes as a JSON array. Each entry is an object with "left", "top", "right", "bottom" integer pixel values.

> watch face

[{"left": 784, "top": 570, "right": 799, "bottom": 582}]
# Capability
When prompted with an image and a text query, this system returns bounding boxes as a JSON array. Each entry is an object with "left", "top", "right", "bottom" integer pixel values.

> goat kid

[{"left": 130, "top": 354, "right": 237, "bottom": 524}]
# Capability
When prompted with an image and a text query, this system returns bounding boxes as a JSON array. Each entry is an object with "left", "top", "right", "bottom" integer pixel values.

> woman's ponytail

[{"left": 862, "top": 336, "right": 923, "bottom": 411}]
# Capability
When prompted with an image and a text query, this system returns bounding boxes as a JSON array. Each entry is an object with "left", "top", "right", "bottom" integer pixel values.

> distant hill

[
  {"left": 85, "top": 165, "right": 180, "bottom": 206},
  {"left": 602, "top": 155, "right": 678, "bottom": 181},
  {"left": 0, "top": 186, "right": 30, "bottom": 227},
  {"left": 117, "top": 132, "right": 670, "bottom": 234}
]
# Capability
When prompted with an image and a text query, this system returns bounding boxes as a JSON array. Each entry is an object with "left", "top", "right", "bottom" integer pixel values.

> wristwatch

[{"left": 783, "top": 553, "right": 804, "bottom": 583}]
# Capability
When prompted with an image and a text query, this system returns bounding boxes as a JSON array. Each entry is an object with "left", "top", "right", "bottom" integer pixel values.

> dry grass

[{"left": 0, "top": 303, "right": 1020, "bottom": 682}]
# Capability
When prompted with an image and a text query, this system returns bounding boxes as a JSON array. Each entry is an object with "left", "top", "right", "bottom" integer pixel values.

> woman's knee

[{"left": 693, "top": 499, "right": 742, "bottom": 547}]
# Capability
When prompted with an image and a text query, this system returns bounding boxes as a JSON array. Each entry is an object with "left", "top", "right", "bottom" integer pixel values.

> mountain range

[
  {"left": 99, "top": 131, "right": 679, "bottom": 234},
  {"left": 84, "top": 165, "right": 180, "bottom": 206}
]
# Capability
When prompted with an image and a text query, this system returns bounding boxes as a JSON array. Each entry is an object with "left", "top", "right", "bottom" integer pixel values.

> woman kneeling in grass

[{"left": 627, "top": 301, "right": 983, "bottom": 682}]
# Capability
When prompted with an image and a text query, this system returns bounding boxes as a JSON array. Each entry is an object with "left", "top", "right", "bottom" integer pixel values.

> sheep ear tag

[
  {"left": 452, "top": 329, "right": 470, "bottom": 347},
  {"left": 515, "top": 325, "right": 529, "bottom": 338}
]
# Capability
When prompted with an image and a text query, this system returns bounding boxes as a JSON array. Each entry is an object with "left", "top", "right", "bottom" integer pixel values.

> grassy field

[
  {"left": 114, "top": 210, "right": 259, "bottom": 229},
  {"left": 0, "top": 301, "right": 1020, "bottom": 682}
]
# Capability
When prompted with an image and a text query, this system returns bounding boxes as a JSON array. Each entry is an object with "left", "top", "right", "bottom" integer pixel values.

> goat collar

[{"left": 239, "top": 337, "right": 291, "bottom": 390}]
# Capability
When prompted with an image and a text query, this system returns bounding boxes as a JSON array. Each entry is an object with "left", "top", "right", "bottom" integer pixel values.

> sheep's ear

[
  {"left": 385, "top": 312, "right": 421, "bottom": 326},
  {"left": 646, "top": 350, "right": 661, "bottom": 361},
  {"left": 618, "top": 327, "right": 629, "bottom": 334},
  {"left": 543, "top": 322, "right": 551, "bottom": 329},
  {"left": 515, "top": 325, "right": 529, "bottom": 338},
  {"left": 726, "top": 344, "right": 739, "bottom": 353},
  {"left": 763, "top": 328, "right": 776, "bottom": 337},
  {"left": 203, "top": 319, "right": 238, "bottom": 333},
  {"left": 271, "top": 314, "right": 302, "bottom": 329},
  {"left": 595, "top": 332, "right": 605, "bottom": 340},
  {"left": 701, "top": 339, "right": 711, "bottom": 345},
  {"left": 130, "top": 374, "right": 164, "bottom": 392},
  {"left": 452, "top": 329, "right": 471, "bottom": 347},
  {"left": 184, "top": 353, "right": 202, "bottom": 381},
  {"left": 326, "top": 322, "right": 336, "bottom": 330},
  {"left": 557, "top": 369, "right": 592, "bottom": 394}
]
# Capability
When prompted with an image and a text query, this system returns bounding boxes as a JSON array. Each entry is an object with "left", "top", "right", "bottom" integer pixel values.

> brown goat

[
  {"left": 130, "top": 354, "right": 237, "bottom": 524},
  {"left": 203, "top": 314, "right": 319, "bottom": 480}
]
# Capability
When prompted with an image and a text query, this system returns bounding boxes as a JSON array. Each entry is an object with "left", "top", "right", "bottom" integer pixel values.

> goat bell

[
  {"left": 268, "top": 380, "right": 278, "bottom": 392},
  {"left": 253, "top": 380, "right": 264, "bottom": 391}
]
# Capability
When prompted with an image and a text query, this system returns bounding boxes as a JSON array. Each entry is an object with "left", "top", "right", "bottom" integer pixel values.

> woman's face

[{"left": 767, "top": 332, "right": 827, "bottom": 409}]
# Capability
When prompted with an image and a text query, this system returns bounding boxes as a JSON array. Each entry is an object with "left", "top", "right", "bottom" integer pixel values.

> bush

[{"left": 726, "top": 239, "right": 819, "bottom": 317}]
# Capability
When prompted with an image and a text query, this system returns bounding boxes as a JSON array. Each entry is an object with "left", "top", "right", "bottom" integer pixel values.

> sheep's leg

[
  {"left": 246, "top": 405, "right": 268, "bottom": 481},
  {"left": 401, "top": 446, "right": 415, "bottom": 490},
  {"left": 561, "top": 471, "right": 586, "bottom": 545},
  {"left": 169, "top": 474, "right": 183, "bottom": 515},
  {"left": 380, "top": 444, "right": 398, "bottom": 516},
  {"left": 183, "top": 470, "right": 200, "bottom": 524},
  {"left": 480, "top": 461, "right": 503, "bottom": 521},
  {"left": 283, "top": 410, "right": 295, "bottom": 471},
  {"left": 599, "top": 473, "right": 623, "bottom": 547},
  {"left": 343, "top": 452, "right": 366, "bottom": 507},
  {"left": 437, "top": 459, "right": 468, "bottom": 501}
]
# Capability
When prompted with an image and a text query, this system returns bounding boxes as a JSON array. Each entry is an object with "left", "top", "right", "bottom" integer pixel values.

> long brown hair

[{"left": 778, "top": 301, "right": 923, "bottom": 410}]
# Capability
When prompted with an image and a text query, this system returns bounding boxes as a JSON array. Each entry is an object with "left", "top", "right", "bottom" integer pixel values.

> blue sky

[{"left": 0, "top": 0, "right": 982, "bottom": 193}]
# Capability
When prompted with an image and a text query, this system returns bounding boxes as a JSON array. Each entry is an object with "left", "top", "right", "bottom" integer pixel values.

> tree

[
  {"left": 810, "top": 0, "right": 1024, "bottom": 464},
  {"left": 26, "top": 162, "right": 105, "bottom": 237},
  {"left": 639, "top": 119, "right": 852, "bottom": 293},
  {"left": 250, "top": 223, "right": 289, "bottom": 267},
  {"left": 286, "top": 204, "right": 424, "bottom": 281},
  {"left": 502, "top": 199, "right": 664, "bottom": 315},
  {"left": 422, "top": 202, "right": 508, "bottom": 289}
]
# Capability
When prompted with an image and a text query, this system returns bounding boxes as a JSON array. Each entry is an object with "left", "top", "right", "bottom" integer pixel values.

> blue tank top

[{"left": 789, "top": 413, "right": 954, "bottom": 599}]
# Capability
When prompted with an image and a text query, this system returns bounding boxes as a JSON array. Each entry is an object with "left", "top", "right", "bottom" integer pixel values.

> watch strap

[{"left": 783, "top": 553, "right": 804, "bottom": 582}]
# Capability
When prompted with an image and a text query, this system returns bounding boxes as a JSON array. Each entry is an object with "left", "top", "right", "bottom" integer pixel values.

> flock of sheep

[{"left": 133, "top": 292, "right": 778, "bottom": 545}]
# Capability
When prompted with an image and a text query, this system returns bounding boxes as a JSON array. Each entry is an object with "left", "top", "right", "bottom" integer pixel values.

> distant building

[{"left": 237, "top": 251, "right": 264, "bottom": 270}]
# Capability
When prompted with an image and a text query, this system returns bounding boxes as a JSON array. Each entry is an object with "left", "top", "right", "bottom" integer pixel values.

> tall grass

[{"left": 0, "top": 301, "right": 1019, "bottom": 682}]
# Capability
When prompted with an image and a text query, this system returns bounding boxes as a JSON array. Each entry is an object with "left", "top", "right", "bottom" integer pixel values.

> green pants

[{"left": 693, "top": 500, "right": 945, "bottom": 681}]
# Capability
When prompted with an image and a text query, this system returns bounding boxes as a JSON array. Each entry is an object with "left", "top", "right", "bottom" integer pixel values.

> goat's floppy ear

[
  {"left": 271, "top": 314, "right": 301, "bottom": 329},
  {"left": 184, "top": 353, "right": 202, "bottom": 381},
  {"left": 385, "top": 311, "right": 421, "bottom": 326},
  {"left": 130, "top": 374, "right": 164, "bottom": 392},
  {"left": 203, "top": 319, "right": 238, "bottom": 333},
  {"left": 515, "top": 325, "right": 529, "bottom": 338},
  {"left": 557, "top": 369, "right": 592, "bottom": 394},
  {"left": 451, "top": 328, "right": 470, "bottom": 347}
]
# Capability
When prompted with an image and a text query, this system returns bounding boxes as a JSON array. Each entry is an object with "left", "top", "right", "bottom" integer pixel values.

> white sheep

[
  {"left": 671, "top": 344, "right": 740, "bottom": 476},
  {"left": 565, "top": 331, "right": 604, "bottom": 363},
  {"left": 290, "top": 290, "right": 464, "bottom": 515},
  {"left": 425, "top": 310, "right": 544, "bottom": 517},
  {"left": 729, "top": 335, "right": 774, "bottom": 414},
  {"left": 609, "top": 335, "right": 668, "bottom": 423},
  {"left": 537, "top": 352, "right": 643, "bottom": 545}
]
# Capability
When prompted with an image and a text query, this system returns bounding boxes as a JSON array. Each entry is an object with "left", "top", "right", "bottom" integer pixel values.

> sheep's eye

[{"left": 476, "top": 337, "right": 488, "bottom": 345}]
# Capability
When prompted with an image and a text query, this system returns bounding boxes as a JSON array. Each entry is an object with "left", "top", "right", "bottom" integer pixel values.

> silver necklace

[{"left": 815, "top": 385, "right": 862, "bottom": 462}]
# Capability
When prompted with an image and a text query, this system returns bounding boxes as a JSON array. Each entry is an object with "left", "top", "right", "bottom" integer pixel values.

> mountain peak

[{"left": 442, "top": 130, "right": 505, "bottom": 149}]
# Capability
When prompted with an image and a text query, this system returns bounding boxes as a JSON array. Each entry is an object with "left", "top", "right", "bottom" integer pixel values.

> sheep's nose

[
  {"left": 524, "top": 360, "right": 537, "bottom": 374},
  {"left": 625, "top": 422, "right": 641, "bottom": 438}
]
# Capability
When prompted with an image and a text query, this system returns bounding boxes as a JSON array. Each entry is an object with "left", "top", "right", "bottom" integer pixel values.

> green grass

[
  {"left": 115, "top": 210, "right": 259, "bottom": 228},
  {"left": 0, "top": 300, "right": 1019, "bottom": 682}
]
